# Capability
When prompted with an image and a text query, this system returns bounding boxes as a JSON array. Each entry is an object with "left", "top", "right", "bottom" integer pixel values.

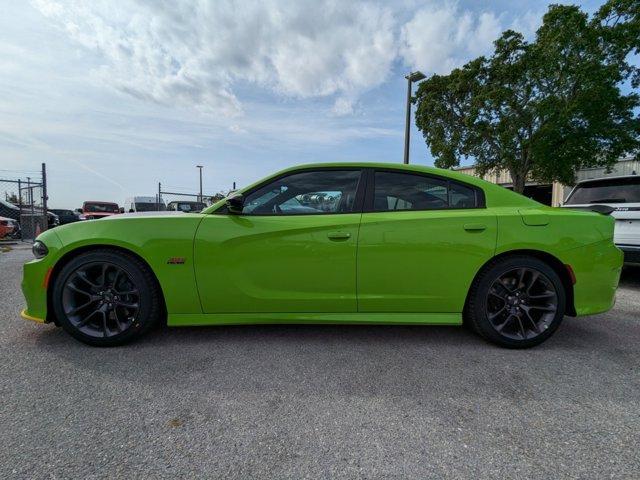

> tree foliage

[{"left": 414, "top": 1, "right": 640, "bottom": 192}]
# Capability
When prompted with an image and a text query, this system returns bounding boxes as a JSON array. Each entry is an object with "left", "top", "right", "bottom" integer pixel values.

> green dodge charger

[{"left": 21, "top": 163, "right": 623, "bottom": 348}]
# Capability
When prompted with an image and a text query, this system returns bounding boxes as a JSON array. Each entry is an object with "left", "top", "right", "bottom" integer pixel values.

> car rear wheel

[
  {"left": 52, "top": 249, "right": 161, "bottom": 346},
  {"left": 465, "top": 256, "right": 566, "bottom": 348}
]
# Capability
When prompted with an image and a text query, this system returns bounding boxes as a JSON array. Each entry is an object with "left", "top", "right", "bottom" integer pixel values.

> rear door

[
  {"left": 195, "top": 168, "right": 365, "bottom": 313},
  {"left": 357, "top": 169, "right": 497, "bottom": 313}
]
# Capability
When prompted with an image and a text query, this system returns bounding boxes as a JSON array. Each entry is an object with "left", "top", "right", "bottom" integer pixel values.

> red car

[
  {"left": 0, "top": 216, "right": 19, "bottom": 239},
  {"left": 82, "top": 201, "right": 120, "bottom": 220}
]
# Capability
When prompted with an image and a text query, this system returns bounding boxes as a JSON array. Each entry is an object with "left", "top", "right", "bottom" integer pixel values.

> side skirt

[{"left": 168, "top": 312, "right": 462, "bottom": 327}]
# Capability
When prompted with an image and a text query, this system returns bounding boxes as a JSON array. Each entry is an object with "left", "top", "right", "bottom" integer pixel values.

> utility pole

[
  {"left": 403, "top": 71, "right": 426, "bottom": 164},
  {"left": 41, "top": 163, "right": 48, "bottom": 230},
  {"left": 196, "top": 165, "right": 203, "bottom": 202}
]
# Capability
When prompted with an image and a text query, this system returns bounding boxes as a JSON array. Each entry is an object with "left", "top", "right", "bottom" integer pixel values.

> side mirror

[{"left": 226, "top": 193, "right": 244, "bottom": 214}]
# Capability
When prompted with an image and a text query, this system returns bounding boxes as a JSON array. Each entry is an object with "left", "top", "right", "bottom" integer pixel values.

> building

[{"left": 455, "top": 157, "right": 639, "bottom": 206}]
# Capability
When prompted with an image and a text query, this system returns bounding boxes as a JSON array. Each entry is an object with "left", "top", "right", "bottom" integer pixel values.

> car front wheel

[
  {"left": 52, "top": 249, "right": 162, "bottom": 346},
  {"left": 465, "top": 256, "right": 566, "bottom": 348}
]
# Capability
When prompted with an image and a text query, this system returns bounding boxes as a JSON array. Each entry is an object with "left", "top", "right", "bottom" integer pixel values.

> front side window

[
  {"left": 373, "top": 171, "right": 478, "bottom": 211},
  {"left": 242, "top": 170, "right": 361, "bottom": 215}
]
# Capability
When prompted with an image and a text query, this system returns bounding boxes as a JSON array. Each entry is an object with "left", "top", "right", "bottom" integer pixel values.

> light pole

[
  {"left": 403, "top": 71, "right": 426, "bottom": 164},
  {"left": 196, "top": 165, "right": 203, "bottom": 202}
]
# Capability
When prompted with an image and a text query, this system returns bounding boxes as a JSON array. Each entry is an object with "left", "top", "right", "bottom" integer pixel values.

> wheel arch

[
  {"left": 466, "top": 249, "right": 576, "bottom": 317},
  {"left": 46, "top": 244, "right": 167, "bottom": 324}
]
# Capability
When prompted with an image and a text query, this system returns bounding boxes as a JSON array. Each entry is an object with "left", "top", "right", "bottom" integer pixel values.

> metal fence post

[{"left": 41, "top": 163, "right": 48, "bottom": 232}]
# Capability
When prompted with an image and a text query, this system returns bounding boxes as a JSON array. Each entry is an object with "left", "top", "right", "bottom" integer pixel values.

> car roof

[
  {"left": 0, "top": 199, "right": 19, "bottom": 210},
  {"left": 203, "top": 162, "right": 539, "bottom": 213},
  {"left": 574, "top": 174, "right": 639, "bottom": 185}
]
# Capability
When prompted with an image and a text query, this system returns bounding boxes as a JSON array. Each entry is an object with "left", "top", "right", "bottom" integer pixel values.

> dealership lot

[{"left": 1, "top": 245, "right": 639, "bottom": 479}]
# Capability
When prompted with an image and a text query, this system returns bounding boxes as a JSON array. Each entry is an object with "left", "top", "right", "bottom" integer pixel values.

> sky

[{"left": 0, "top": 0, "right": 607, "bottom": 208}]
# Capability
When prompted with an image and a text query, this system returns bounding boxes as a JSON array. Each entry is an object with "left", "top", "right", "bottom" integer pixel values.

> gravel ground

[{"left": 1, "top": 245, "right": 639, "bottom": 479}]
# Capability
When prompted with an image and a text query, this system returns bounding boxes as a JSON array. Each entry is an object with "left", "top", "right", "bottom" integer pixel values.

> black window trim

[
  {"left": 363, "top": 167, "right": 486, "bottom": 213},
  {"left": 214, "top": 166, "right": 368, "bottom": 216}
]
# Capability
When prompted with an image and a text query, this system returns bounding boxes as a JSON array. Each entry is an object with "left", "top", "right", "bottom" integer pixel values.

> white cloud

[
  {"left": 400, "top": 3, "right": 502, "bottom": 74},
  {"left": 32, "top": 0, "right": 397, "bottom": 117}
]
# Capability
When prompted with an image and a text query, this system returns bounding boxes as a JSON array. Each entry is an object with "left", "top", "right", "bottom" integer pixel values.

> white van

[
  {"left": 124, "top": 196, "right": 167, "bottom": 213},
  {"left": 563, "top": 175, "right": 640, "bottom": 264}
]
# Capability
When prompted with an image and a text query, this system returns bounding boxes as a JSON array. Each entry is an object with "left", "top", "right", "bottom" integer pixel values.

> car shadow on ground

[
  {"left": 27, "top": 316, "right": 633, "bottom": 408},
  {"left": 619, "top": 264, "right": 640, "bottom": 288}
]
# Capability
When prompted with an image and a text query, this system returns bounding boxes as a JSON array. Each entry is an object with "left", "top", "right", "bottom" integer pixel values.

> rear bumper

[
  {"left": 562, "top": 240, "right": 623, "bottom": 316},
  {"left": 617, "top": 244, "right": 640, "bottom": 264}
]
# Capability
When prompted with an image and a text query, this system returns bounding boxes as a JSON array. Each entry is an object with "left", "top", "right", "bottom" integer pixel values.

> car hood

[{"left": 101, "top": 211, "right": 188, "bottom": 219}]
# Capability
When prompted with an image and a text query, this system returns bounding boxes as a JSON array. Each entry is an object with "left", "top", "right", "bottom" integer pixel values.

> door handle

[
  {"left": 327, "top": 232, "right": 351, "bottom": 240},
  {"left": 463, "top": 223, "right": 486, "bottom": 232}
]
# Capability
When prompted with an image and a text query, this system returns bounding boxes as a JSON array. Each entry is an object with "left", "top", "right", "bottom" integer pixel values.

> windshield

[
  {"left": 566, "top": 177, "right": 640, "bottom": 204},
  {"left": 84, "top": 202, "right": 119, "bottom": 213},
  {"left": 135, "top": 202, "right": 166, "bottom": 211}
]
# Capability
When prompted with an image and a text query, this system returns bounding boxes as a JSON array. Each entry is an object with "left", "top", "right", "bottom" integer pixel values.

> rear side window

[
  {"left": 566, "top": 177, "right": 640, "bottom": 204},
  {"left": 372, "top": 171, "right": 480, "bottom": 211}
]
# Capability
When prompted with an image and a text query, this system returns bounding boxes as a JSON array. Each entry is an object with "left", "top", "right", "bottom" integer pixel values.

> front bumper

[
  {"left": 20, "top": 230, "right": 62, "bottom": 323},
  {"left": 617, "top": 244, "right": 640, "bottom": 264},
  {"left": 20, "top": 309, "right": 45, "bottom": 323}
]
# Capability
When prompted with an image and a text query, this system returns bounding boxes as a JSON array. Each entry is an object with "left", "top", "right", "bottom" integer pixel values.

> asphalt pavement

[{"left": 1, "top": 244, "right": 639, "bottom": 479}]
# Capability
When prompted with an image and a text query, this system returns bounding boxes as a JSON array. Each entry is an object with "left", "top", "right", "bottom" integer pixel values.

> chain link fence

[
  {"left": 158, "top": 183, "right": 226, "bottom": 213},
  {"left": 0, "top": 164, "right": 49, "bottom": 241}
]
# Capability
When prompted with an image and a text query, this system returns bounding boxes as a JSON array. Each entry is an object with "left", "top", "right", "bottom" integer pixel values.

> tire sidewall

[
  {"left": 52, "top": 250, "right": 156, "bottom": 347},
  {"left": 471, "top": 256, "right": 566, "bottom": 348}
]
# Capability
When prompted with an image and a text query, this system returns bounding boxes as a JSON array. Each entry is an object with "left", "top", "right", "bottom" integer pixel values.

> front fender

[{"left": 22, "top": 216, "right": 204, "bottom": 323}]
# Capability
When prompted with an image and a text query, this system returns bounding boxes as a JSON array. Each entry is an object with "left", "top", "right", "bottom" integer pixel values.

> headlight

[{"left": 32, "top": 240, "right": 49, "bottom": 259}]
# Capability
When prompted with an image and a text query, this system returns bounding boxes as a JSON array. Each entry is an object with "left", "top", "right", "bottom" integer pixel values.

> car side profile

[{"left": 21, "top": 163, "right": 623, "bottom": 348}]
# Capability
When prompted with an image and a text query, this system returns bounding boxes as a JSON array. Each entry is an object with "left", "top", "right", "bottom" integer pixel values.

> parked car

[
  {"left": 50, "top": 209, "right": 82, "bottom": 225},
  {"left": 563, "top": 175, "right": 640, "bottom": 264},
  {"left": 0, "top": 198, "right": 57, "bottom": 231},
  {"left": 124, "top": 196, "right": 166, "bottom": 212},
  {"left": 47, "top": 211, "right": 60, "bottom": 228},
  {"left": 0, "top": 198, "right": 20, "bottom": 222},
  {"left": 166, "top": 200, "right": 206, "bottom": 213},
  {"left": 21, "top": 163, "right": 622, "bottom": 348},
  {"left": 0, "top": 216, "right": 19, "bottom": 239},
  {"left": 82, "top": 201, "right": 120, "bottom": 220}
]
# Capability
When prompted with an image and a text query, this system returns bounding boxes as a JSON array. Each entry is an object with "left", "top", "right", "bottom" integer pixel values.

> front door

[
  {"left": 357, "top": 169, "right": 497, "bottom": 313},
  {"left": 195, "top": 168, "right": 364, "bottom": 313}
]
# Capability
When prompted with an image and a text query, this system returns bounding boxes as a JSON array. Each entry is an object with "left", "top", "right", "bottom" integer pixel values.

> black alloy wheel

[
  {"left": 486, "top": 267, "right": 559, "bottom": 340},
  {"left": 465, "top": 255, "right": 566, "bottom": 348},
  {"left": 62, "top": 261, "right": 140, "bottom": 338},
  {"left": 52, "top": 249, "right": 161, "bottom": 346}
]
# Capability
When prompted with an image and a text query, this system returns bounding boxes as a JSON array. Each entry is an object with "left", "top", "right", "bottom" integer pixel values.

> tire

[
  {"left": 465, "top": 255, "right": 566, "bottom": 348},
  {"left": 52, "top": 248, "right": 162, "bottom": 346}
]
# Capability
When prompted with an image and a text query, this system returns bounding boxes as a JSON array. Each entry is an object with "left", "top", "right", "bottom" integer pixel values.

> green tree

[{"left": 414, "top": 2, "right": 640, "bottom": 193}]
